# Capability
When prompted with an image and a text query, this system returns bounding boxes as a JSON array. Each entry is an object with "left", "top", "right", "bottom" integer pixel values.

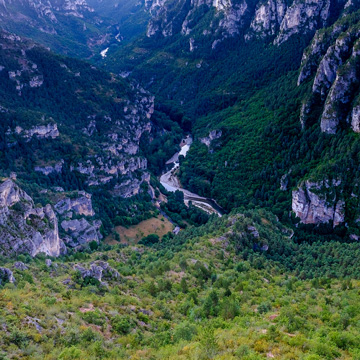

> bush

[
  {"left": 111, "top": 315, "right": 132, "bottom": 335},
  {"left": 59, "top": 346, "right": 84, "bottom": 360},
  {"left": 139, "top": 233, "right": 160, "bottom": 246},
  {"left": 173, "top": 321, "right": 197, "bottom": 342},
  {"left": 81, "top": 310, "right": 106, "bottom": 327}
]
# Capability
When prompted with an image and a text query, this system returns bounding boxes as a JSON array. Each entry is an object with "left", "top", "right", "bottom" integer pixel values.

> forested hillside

[
  {"left": 0, "top": 0, "right": 360, "bottom": 358},
  {"left": 98, "top": 2, "right": 360, "bottom": 241},
  {"left": 0, "top": 210, "right": 359, "bottom": 359},
  {"left": 0, "top": 29, "right": 159, "bottom": 253}
]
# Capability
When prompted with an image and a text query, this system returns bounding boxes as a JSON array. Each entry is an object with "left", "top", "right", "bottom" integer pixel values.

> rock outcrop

[
  {"left": 273, "top": 0, "right": 333, "bottom": 46},
  {"left": 200, "top": 129, "right": 222, "bottom": 148},
  {"left": 298, "top": 11, "right": 360, "bottom": 133},
  {"left": 61, "top": 219, "right": 102, "bottom": 249},
  {"left": 0, "top": 267, "right": 15, "bottom": 285},
  {"left": 0, "top": 179, "right": 65, "bottom": 257},
  {"left": 146, "top": 0, "right": 349, "bottom": 48},
  {"left": 55, "top": 191, "right": 95, "bottom": 217},
  {"left": 292, "top": 179, "right": 345, "bottom": 226},
  {"left": 13, "top": 262, "right": 28, "bottom": 271},
  {"left": 35, "top": 160, "right": 64, "bottom": 176},
  {"left": 14, "top": 123, "right": 59, "bottom": 140},
  {"left": 74, "top": 261, "right": 120, "bottom": 283}
]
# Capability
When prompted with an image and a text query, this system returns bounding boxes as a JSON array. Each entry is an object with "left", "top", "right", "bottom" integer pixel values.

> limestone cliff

[
  {"left": 0, "top": 0, "right": 111, "bottom": 57},
  {"left": 146, "top": 0, "right": 349, "bottom": 48},
  {"left": 0, "top": 29, "right": 154, "bottom": 200},
  {"left": 0, "top": 179, "right": 65, "bottom": 257},
  {"left": 298, "top": 11, "right": 360, "bottom": 133},
  {"left": 292, "top": 179, "right": 345, "bottom": 226},
  {"left": 54, "top": 191, "right": 103, "bottom": 250}
]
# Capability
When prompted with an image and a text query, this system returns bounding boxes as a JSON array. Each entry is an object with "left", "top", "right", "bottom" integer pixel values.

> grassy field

[{"left": 106, "top": 215, "right": 174, "bottom": 244}]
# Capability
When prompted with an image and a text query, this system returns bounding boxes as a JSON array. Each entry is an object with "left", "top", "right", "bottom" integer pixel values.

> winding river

[{"left": 160, "top": 136, "right": 223, "bottom": 217}]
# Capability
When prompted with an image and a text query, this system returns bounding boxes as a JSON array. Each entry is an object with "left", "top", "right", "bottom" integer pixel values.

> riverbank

[{"left": 160, "top": 136, "right": 223, "bottom": 217}]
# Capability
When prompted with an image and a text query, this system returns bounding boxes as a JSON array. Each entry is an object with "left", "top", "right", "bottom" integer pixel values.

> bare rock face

[
  {"left": 274, "top": 0, "right": 332, "bottom": 46},
  {"left": 74, "top": 261, "right": 120, "bottom": 283},
  {"left": 55, "top": 190, "right": 102, "bottom": 250},
  {"left": 61, "top": 218, "right": 102, "bottom": 250},
  {"left": 292, "top": 179, "right": 345, "bottom": 226},
  {"left": 18, "top": 123, "right": 59, "bottom": 140},
  {"left": 0, "top": 267, "right": 15, "bottom": 285},
  {"left": 35, "top": 160, "right": 64, "bottom": 176},
  {"left": 13, "top": 262, "right": 28, "bottom": 271},
  {"left": 55, "top": 191, "right": 94, "bottom": 217},
  {"left": 146, "top": 0, "right": 349, "bottom": 48},
  {"left": 320, "top": 49, "right": 360, "bottom": 134},
  {"left": 113, "top": 172, "right": 150, "bottom": 198},
  {"left": 200, "top": 129, "right": 222, "bottom": 147},
  {"left": 298, "top": 12, "right": 360, "bottom": 133},
  {"left": 247, "top": 0, "right": 287, "bottom": 40},
  {"left": 349, "top": 104, "right": 360, "bottom": 132},
  {"left": 280, "top": 171, "right": 291, "bottom": 191},
  {"left": 0, "top": 179, "right": 65, "bottom": 257}
]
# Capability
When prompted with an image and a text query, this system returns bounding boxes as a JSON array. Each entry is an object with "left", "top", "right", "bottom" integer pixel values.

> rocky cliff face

[
  {"left": 0, "top": 29, "right": 153, "bottom": 199},
  {"left": 298, "top": 10, "right": 360, "bottom": 133},
  {"left": 146, "top": 0, "right": 348, "bottom": 48},
  {"left": 292, "top": 179, "right": 345, "bottom": 226},
  {"left": 199, "top": 129, "right": 222, "bottom": 148},
  {"left": 0, "top": 179, "right": 65, "bottom": 257},
  {"left": 54, "top": 191, "right": 103, "bottom": 250},
  {"left": 54, "top": 191, "right": 95, "bottom": 216},
  {"left": 0, "top": 0, "right": 113, "bottom": 57},
  {"left": 0, "top": 179, "right": 111, "bottom": 257},
  {"left": 0, "top": 0, "right": 94, "bottom": 21}
]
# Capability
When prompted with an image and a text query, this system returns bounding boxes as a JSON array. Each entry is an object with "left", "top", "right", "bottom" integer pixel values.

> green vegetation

[
  {"left": 160, "top": 190, "right": 209, "bottom": 227},
  {"left": 102, "top": 11, "right": 360, "bottom": 239},
  {"left": 0, "top": 210, "right": 359, "bottom": 359}
]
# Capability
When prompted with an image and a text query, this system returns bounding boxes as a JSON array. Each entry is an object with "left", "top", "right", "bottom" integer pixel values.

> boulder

[
  {"left": 73, "top": 261, "right": 120, "bottom": 283},
  {"left": 13, "top": 262, "right": 28, "bottom": 271},
  {"left": 0, "top": 267, "right": 15, "bottom": 285}
]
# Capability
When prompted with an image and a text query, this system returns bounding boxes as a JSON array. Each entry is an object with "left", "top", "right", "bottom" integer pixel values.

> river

[{"left": 160, "top": 136, "right": 223, "bottom": 217}]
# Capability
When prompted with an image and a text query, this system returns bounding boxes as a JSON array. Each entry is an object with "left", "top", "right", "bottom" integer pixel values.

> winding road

[{"left": 160, "top": 136, "right": 223, "bottom": 217}]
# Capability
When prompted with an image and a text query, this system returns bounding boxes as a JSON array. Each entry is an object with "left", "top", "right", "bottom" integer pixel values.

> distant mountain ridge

[
  {"left": 145, "top": 0, "right": 355, "bottom": 47},
  {"left": 0, "top": 0, "right": 114, "bottom": 57}
]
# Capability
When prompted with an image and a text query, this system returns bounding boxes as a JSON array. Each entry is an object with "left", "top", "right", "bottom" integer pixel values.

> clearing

[{"left": 106, "top": 215, "right": 174, "bottom": 244}]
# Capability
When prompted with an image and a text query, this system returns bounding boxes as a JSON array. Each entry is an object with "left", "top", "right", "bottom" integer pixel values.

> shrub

[
  {"left": 111, "top": 315, "right": 132, "bottom": 335},
  {"left": 173, "top": 321, "right": 197, "bottom": 342}
]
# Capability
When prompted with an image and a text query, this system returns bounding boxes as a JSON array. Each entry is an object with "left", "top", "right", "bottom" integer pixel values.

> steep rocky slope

[
  {"left": 0, "top": 0, "right": 115, "bottom": 57},
  {"left": 145, "top": 0, "right": 349, "bottom": 48},
  {"left": 0, "top": 30, "right": 153, "bottom": 194},
  {"left": 298, "top": 9, "right": 360, "bottom": 134},
  {"left": 0, "top": 179, "right": 65, "bottom": 257},
  {"left": 0, "top": 29, "right": 156, "bottom": 256},
  {"left": 288, "top": 9, "right": 360, "bottom": 231}
]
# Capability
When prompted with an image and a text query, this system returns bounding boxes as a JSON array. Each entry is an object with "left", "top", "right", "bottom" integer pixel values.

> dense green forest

[{"left": 101, "top": 10, "right": 360, "bottom": 240}]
